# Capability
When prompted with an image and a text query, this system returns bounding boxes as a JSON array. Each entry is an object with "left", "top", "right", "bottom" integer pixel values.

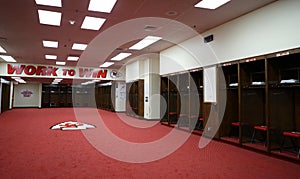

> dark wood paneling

[{"left": 1, "top": 83, "right": 10, "bottom": 112}]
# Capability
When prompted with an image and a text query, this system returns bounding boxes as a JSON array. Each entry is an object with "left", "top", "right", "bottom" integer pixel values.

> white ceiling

[{"left": 0, "top": 0, "right": 277, "bottom": 83}]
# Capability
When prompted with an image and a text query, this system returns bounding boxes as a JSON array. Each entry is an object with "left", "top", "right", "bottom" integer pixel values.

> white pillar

[
  {"left": 143, "top": 54, "right": 161, "bottom": 120},
  {"left": 9, "top": 82, "right": 14, "bottom": 109}
]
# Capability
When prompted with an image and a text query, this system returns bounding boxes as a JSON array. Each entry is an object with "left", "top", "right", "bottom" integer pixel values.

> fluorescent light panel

[
  {"left": 38, "top": 10, "right": 62, "bottom": 26},
  {"left": 11, "top": 77, "right": 21, "bottom": 79},
  {"left": 67, "top": 56, "right": 79, "bottom": 61},
  {"left": 81, "top": 81, "right": 94, "bottom": 85},
  {"left": 14, "top": 77, "right": 26, "bottom": 83},
  {"left": 99, "top": 82, "right": 112, "bottom": 87},
  {"left": 88, "top": 0, "right": 117, "bottom": 13},
  {"left": 35, "top": 0, "right": 62, "bottom": 7},
  {"left": 0, "top": 55, "right": 16, "bottom": 62},
  {"left": 56, "top": 61, "right": 66, "bottom": 65},
  {"left": 1, "top": 78, "right": 9, "bottom": 84},
  {"left": 81, "top": 16, "right": 106, "bottom": 30},
  {"left": 16, "top": 79, "right": 26, "bottom": 84},
  {"left": 72, "top": 43, "right": 87, "bottom": 50},
  {"left": 129, "top": 36, "right": 162, "bottom": 50},
  {"left": 111, "top": 53, "right": 132, "bottom": 61},
  {"left": 100, "top": 62, "right": 114, "bottom": 67},
  {"left": 43, "top": 40, "right": 58, "bottom": 48},
  {"left": 45, "top": 55, "right": 57, "bottom": 60},
  {"left": 194, "top": 0, "right": 231, "bottom": 9},
  {"left": 0, "top": 46, "right": 7, "bottom": 53},
  {"left": 53, "top": 78, "right": 63, "bottom": 82}
]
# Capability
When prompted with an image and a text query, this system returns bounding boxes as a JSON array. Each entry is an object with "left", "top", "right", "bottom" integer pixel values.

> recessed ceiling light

[
  {"left": 42, "top": 40, "right": 58, "bottom": 48},
  {"left": 72, "top": 43, "right": 87, "bottom": 51},
  {"left": 88, "top": 0, "right": 117, "bottom": 13},
  {"left": 56, "top": 61, "right": 66, "bottom": 65},
  {"left": 35, "top": 0, "right": 62, "bottom": 7},
  {"left": 194, "top": 0, "right": 231, "bottom": 10},
  {"left": 38, "top": 10, "right": 62, "bottom": 26},
  {"left": 111, "top": 53, "right": 132, "bottom": 61},
  {"left": 129, "top": 36, "right": 162, "bottom": 50},
  {"left": 45, "top": 55, "right": 57, "bottom": 60},
  {"left": 165, "top": 11, "right": 178, "bottom": 16},
  {"left": 81, "top": 16, "right": 106, "bottom": 31},
  {"left": 0, "top": 46, "right": 7, "bottom": 53},
  {"left": 0, "top": 55, "right": 16, "bottom": 62},
  {"left": 67, "top": 56, "right": 79, "bottom": 61},
  {"left": 100, "top": 62, "right": 114, "bottom": 67},
  {"left": 69, "top": 20, "right": 76, "bottom": 25}
]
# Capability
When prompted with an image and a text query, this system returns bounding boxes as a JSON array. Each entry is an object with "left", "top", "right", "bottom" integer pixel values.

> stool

[
  {"left": 229, "top": 122, "right": 240, "bottom": 137},
  {"left": 178, "top": 114, "right": 188, "bottom": 127},
  {"left": 189, "top": 115, "right": 201, "bottom": 130},
  {"left": 197, "top": 117, "right": 204, "bottom": 130},
  {"left": 280, "top": 131, "right": 300, "bottom": 158},
  {"left": 168, "top": 112, "right": 178, "bottom": 124},
  {"left": 251, "top": 125, "right": 267, "bottom": 146}
]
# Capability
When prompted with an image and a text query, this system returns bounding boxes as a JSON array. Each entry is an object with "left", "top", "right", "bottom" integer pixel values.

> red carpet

[{"left": 0, "top": 108, "right": 299, "bottom": 178}]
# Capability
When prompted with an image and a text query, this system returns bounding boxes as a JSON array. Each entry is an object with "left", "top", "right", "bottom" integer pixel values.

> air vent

[
  {"left": 115, "top": 48, "right": 124, "bottom": 51},
  {"left": 144, "top": 25, "right": 159, "bottom": 31},
  {"left": 0, "top": 37, "right": 7, "bottom": 41},
  {"left": 204, "top": 34, "right": 214, "bottom": 43}
]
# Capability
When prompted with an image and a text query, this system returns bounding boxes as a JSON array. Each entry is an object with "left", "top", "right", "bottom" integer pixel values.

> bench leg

[
  {"left": 280, "top": 136, "right": 286, "bottom": 153},
  {"left": 251, "top": 129, "right": 256, "bottom": 143}
]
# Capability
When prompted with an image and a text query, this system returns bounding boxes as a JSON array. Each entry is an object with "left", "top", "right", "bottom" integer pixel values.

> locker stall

[
  {"left": 1, "top": 83, "right": 10, "bottom": 112},
  {"left": 160, "top": 77, "right": 168, "bottom": 122},
  {"left": 177, "top": 73, "right": 189, "bottom": 129},
  {"left": 96, "top": 83, "right": 115, "bottom": 111},
  {"left": 49, "top": 85, "right": 60, "bottom": 107},
  {"left": 168, "top": 75, "right": 179, "bottom": 125},
  {"left": 219, "top": 63, "right": 240, "bottom": 142},
  {"left": 240, "top": 59, "right": 267, "bottom": 149},
  {"left": 189, "top": 70, "right": 203, "bottom": 131},
  {"left": 126, "top": 80, "right": 144, "bottom": 118}
]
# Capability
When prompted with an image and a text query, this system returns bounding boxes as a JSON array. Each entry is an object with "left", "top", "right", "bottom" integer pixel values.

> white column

[
  {"left": 9, "top": 82, "right": 13, "bottom": 109},
  {"left": 38, "top": 83, "right": 42, "bottom": 108},
  {"left": 143, "top": 54, "right": 161, "bottom": 120}
]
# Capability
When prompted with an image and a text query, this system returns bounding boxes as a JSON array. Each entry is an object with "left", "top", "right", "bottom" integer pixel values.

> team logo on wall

[
  {"left": 20, "top": 90, "right": 33, "bottom": 97},
  {"left": 110, "top": 70, "right": 122, "bottom": 78},
  {"left": 50, "top": 121, "right": 96, "bottom": 130}
]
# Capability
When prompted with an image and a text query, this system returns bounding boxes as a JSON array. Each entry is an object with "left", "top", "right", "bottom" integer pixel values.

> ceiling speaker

[{"left": 204, "top": 34, "right": 214, "bottom": 43}]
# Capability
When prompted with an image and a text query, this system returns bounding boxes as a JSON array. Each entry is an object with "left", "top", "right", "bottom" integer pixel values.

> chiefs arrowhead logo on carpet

[{"left": 50, "top": 121, "right": 96, "bottom": 130}]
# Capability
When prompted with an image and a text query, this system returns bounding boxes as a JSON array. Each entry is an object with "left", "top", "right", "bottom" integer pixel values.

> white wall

[
  {"left": 160, "top": 36, "right": 217, "bottom": 75},
  {"left": 126, "top": 61, "right": 140, "bottom": 82},
  {"left": 160, "top": 0, "right": 300, "bottom": 75},
  {"left": 13, "top": 83, "right": 42, "bottom": 108}
]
